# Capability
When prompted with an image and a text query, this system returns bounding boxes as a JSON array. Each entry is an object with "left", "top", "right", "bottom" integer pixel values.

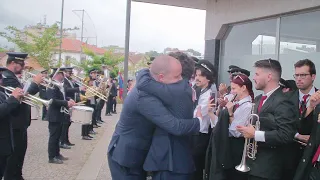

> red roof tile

[{"left": 60, "top": 38, "right": 106, "bottom": 55}]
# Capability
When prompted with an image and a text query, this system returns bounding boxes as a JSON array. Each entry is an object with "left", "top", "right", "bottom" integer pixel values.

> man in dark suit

[
  {"left": 137, "top": 53, "right": 198, "bottom": 180},
  {"left": 60, "top": 67, "right": 83, "bottom": 148},
  {"left": 106, "top": 77, "right": 117, "bottom": 116},
  {"left": 2, "top": 52, "right": 42, "bottom": 180},
  {"left": 0, "top": 66, "right": 24, "bottom": 179},
  {"left": 293, "top": 91, "right": 320, "bottom": 180},
  {"left": 39, "top": 69, "right": 49, "bottom": 121},
  {"left": 237, "top": 59, "right": 296, "bottom": 180},
  {"left": 282, "top": 59, "right": 318, "bottom": 179},
  {"left": 108, "top": 55, "right": 202, "bottom": 180},
  {"left": 46, "top": 68, "right": 75, "bottom": 164}
]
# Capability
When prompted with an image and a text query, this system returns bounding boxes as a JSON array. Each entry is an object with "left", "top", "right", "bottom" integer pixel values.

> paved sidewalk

[{"left": 22, "top": 106, "right": 119, "bottom": 180}]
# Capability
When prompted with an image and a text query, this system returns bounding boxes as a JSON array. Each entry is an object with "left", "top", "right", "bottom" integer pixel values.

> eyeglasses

[
  {"left": 234, "top": 75, "right": 245, "bottom": 82},
  {"left": 293, "top": 74, "right": 311, "bottom": 79}
]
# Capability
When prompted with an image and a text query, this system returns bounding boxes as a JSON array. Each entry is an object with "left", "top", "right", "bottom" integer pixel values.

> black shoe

[
  {"left": 89, "top": 130, "right": 96, "bottom": 135},
  {"left": 106, "top": 113, "right": 112, "bottom": 116},
  {"left": 112, "top": 111, "right": 117, "bottom": 114},
  {"left": 93, "top": 124, "right": 100, "bottom": 128},
  {"left": 87, "top": 134, "right": 94, "bottom": 138},
  {"left": 66, "top": 142, "right": 75, "bottom": 146},
  {"left": 99, "top": 119, "right": 105, "bottom": 123},
  {"left": 60, "top": 143, "right": 71, "bottom": 149},
  {"left": 56, "top": 154, "right": 69, "bottom": 161},
  {"left": 97, "top": 121, "right": 103, "bottom": 124},
  {"left": 82, "top": 136, "right": 92, "bottom": 140},
  {"left": 49, "top": 157, "right": 63, "bottom": 164}
]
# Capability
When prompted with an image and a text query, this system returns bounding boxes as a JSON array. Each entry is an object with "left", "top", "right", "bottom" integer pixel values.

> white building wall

[{"left": 205, "top": 0, "right": 320, "bottom": 39}]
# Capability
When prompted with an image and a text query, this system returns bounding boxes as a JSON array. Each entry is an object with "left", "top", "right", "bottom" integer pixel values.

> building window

[
  {"left": 279, "top": 10, "right": 320, "bottom": 87},
  {"left": 220, "top": 19, "right": 277, "bottom": 85}
]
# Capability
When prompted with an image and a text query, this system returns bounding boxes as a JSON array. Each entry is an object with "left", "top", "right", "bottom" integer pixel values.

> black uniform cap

[{"left": 230, "top": 68, "right": 250, "bottom": 77}]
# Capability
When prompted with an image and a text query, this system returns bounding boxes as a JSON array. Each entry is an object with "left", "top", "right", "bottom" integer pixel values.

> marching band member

[
  {"left": 46, "top": 68, "right": 75, "bottom": 164},
  {"left": 0, "top": 66, "right": 24, "bottom": 179},
  {"left": 282, "top": 59, "right": 318, "bottom": 179},
  {"left": 39, "top": 69, "right": 49, "bottom": 121},
  {"left": 205, "top": 74, "right": 254, "bottom": 180},
  {"left": 2, "top": 52, "right": 42, "bottom": 180},
  {"left": 236, "top": 59, "right": 296, "bottom": 180}
]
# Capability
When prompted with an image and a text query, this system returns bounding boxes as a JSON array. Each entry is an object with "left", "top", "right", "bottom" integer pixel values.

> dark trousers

[
  {"left": 60, "top": 121, "right": 71, "bottom": 144},
  {"left": 81, "top": 124, "right": 90, "bottom": 136},
  {"left": 0, "top": 155, "right": 9, "bottom": 179},
  {"left": 309, "top": 167, "right": 320, "bottom": 180},
  {"left": 106, "top": 96, "right": 114, "bottom": 114},
  {"left": 191, "top": 133, "right": 210, "bottom": 180},
  {"left": 112, "top": 98, "right": 117, "bottom": 112},
  {"left": 96, "top": 100, "right": 105, "bottom": 121},
  {"left": 48, "top": 122, "right": 62, "bottom": 159},
  {"left": 4, "top": 129, "right": 28, "bottom": 180},
  {"left": 108, "top": 154, "right": 146, "bottom": 180},
  {"left": 153, "top": 171, "right": 192, "bottom": 180},
  {"left": 88, "top": 104, "right": 97, "bottom": 126},
  {"left": 248, "top": 176, "right": 270, "bottom": 180},
  {"left": 42, "top": 106, "right": 47, "bottom": 120}
]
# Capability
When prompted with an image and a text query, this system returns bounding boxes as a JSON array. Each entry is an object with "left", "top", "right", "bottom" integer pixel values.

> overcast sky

[{"left": 0, "top": 0, "right": 206, "bottom": 54}]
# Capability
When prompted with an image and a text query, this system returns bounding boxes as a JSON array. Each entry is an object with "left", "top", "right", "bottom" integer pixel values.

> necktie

[
  {"left": 312, "top": 145, "right": 320, "bottom": 164},
  {"left": 257, "top": 95, "right": 267, "bottom": 113},
  {"left": 299, "top": 94, "right": 310, "bottom": 114},
  {"left": 234, "top": 103, "right": 240, "bottom": 112}
]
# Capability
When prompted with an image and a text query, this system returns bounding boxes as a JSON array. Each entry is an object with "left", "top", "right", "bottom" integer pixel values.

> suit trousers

[
  {"left": 4, "top": 128, "right": 28, "bottom": 180},
  {"left": 191, "top": 133, "right": 210, "bottom": 180},
  {"left": 42, "top": 106, "right": 47, "bottom": 121},
  {"left": 81, "top": 124, "right": 90, "bottom": 136},
  {"left": 0, "top": 155, "right": 9, "bottom": 179},
  {"left": 60, "top": 121, "right": 71, "bottom": 144},
  {"left": 309, "top": 167, "right": 320, "bottom": 180},
  {"left": 106, "top": 96, "right": 114, "bottom": 114},
  {"left": 48, "top": 122, "right": 62, "bottom": 159},
  {"left": 96, "top": 100, "right": 105, "bottom": 121},
  {"left": 87, "top": 104, "right": 97, "bottom": 126},
  {"left": 112, "top": 98, "right": 117, "bottom": 112},
  {"left": 152, "top": 171, "right": 192, "bottom": 180},
  {"left": 108, "top": 154, "right": 146, "bottom": 180}
]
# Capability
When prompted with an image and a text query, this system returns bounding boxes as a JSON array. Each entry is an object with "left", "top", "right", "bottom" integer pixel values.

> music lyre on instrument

[{"left": 235, "top": 103, "right": 260, "bottom": 173}]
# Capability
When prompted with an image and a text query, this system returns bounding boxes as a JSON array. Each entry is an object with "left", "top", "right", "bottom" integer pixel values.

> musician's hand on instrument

[
  {"left": 80, "top": 86, "right": 86, "bottom": 91},
  {"left": 296, "top": 134, "right": 310, "bottom": 143},
  {"left": 236, "top": 125, "right": 255, "bottom": 139},
  {"left": 219, "top": 83, "right": 228, "bottom": 96},
  {"left": 196, "top": 106, "right": 203, "bottom": 119},
  {"left": 11, "top": 88, "right": 24, "bottom": 100},
  {"left": 310, "top": 91, "right": 320, "bottom": 108},
  {"left": 32, "top": 73, "right": 43, "bottom": 85},
  {"left": 225, "top": 101, "right": 234, "bottom": 115}
]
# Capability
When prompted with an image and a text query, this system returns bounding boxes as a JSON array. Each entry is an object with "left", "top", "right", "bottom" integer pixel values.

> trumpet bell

[{"left": 235, "top": 164, "right": 250, "bottom": 173}]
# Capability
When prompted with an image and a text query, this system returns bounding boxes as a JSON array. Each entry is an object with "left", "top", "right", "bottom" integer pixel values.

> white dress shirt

[
  {"left": 255, "top": 86, "right": 280, "bottom": 142},
  {"left": 193, "top": 88, "right": 212, "bottom": 133},
  {"left": 229, "top": 96, "right": 252, "bottom": 137}
]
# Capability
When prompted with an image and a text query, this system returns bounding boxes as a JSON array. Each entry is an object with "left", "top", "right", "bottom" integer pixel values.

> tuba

[{"left": 235, "top": 103, "right": 260, "bottom": 172}]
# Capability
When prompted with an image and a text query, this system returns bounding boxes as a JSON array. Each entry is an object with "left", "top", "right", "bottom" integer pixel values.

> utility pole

[
  {"left": 123, "top": 0, "right": 131, "bottom": 100},
  {"left": 58, "top": 0, "right": 65, "bottom": 66}
]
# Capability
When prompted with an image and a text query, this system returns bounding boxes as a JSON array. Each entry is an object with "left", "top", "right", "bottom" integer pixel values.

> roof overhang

[{"left": 133, "top": 0, "right": 206, "bottom": 10}]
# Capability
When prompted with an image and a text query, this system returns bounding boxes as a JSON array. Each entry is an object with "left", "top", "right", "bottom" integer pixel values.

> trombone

[
  {"left": 24, "top": 71, "right": 64, "bottom": 90},
  {"left": 235, "top": 103, "right": 260, "bottom": 173},
  {"left": 0, "top": 85, "right": 52, "bottom": 108},
  {"left": 71, "top": 75, "right": 108, "bottom": 101}
]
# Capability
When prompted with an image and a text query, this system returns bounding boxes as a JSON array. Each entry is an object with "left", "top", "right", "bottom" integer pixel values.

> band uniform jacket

[
  {"left": 46, "top": 85, "right": 68, "bottom": 123},
  {"left": 293, "top": 105, "right": 320, "bottom": 180},
  {"left": 2, "top": 70, "right": 39, "bottom": 129},
  {"left": 136, "top": 69, "right": 196, "bottom": 174},
  {"left": 109, "top": 82, "right": 117, "bottom": 98},
  {"left": 0, "top": 92, "right": 20, "bottom": 155},
  {"left": 63, "top": 77, "right": 80, "bottom": 101},
  {"left": 283, "top": 89, "right": 318, "bottom": 173},
  {"left": 248, "top": 88, "right": 297, "bottom": 179}
]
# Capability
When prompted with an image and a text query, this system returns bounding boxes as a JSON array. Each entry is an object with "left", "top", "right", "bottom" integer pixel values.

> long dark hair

[{"left": 232, "top": 74, "right": 254, "bottom": 101}]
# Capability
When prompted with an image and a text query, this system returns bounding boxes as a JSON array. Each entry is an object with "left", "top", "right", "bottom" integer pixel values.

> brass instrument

[
  {"left": 0, "top": 85, "right": 52, "bottom": 108},
  {"left": 71, "top": 75, "right": 108, "bottom": 101},
  {"left": 23, "top": 71, "right": 63, "bottom": 90},
  {"left": 235, "top": 103, "right": 260, "bottom": 173}
]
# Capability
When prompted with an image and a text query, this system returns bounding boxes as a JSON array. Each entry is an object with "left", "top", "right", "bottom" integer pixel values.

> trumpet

[
  {"left": 71, "top": 75, "right": 108, "bottom": 101},
  {"left": 235, "top": 103, "right": 260, "bottom": 173},
  {"left": 24, "top": 71, "right": 64, "bottom": 90},
  {"left": 0, "top": 85, "right": 52, "bottom": 108}
]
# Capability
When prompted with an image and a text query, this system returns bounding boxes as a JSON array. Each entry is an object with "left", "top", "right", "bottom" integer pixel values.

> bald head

[{"left": 150, "top": 55, "right": 182, "bottom": 84}]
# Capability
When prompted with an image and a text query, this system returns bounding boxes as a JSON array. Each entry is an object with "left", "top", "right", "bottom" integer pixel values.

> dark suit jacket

[
  {"left": 109, "top": 83, "right": 117, "bottom": 97},
  {"left": 46, "top": 85, "right": 68, "bottom": 123},
  {"left": 63, "top": 77, "right": 80, "bottom": 100},
  {"left": 108, "top": 70, "right": 200, "bottom": 169},
  {"left": 39, "top": 84, "right": 47, "bottom": 100},
  {"left": 136, "top": 69, "right": 196, "bottom": 174},
  {"left": 248, "top": 88, "right": 297, "bottom": 179},
  {"left": 0, "top": 92, "right": 20, "bottom": 156},
  {"left": 293, "top": 105, "right": 320, "bottom": 180},
  {"left": 2, "top": 70, "right": 39, "bottom": 129}
]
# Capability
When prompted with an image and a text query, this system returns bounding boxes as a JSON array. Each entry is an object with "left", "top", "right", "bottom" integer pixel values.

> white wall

[
  {"left": 205, "top": 0, "right": 320, "bottom": 39},
  {"left": 51, "top": 52, "right": 92, "bottom": 66}
]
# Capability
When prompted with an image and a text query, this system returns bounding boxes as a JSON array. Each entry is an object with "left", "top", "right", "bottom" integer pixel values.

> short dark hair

[
  {"left": 254, "top": 59, "right": 282, "bottom": 79},
  {"left": 195, "top": 67, "right": 215, "bottom": 86},
  {"left": 168, "top": 52, "right": 195, "bottom": 80},
  {"left": 294, "top": 59, "right": 316, "bottom": 75}
]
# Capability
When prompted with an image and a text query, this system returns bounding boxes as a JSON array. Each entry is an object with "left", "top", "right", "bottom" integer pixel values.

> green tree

[
  {"left": 74, "top": 47, "right": 124, "bottom": 77},
  {"left": 145, "top": 50, "right": 161, "bottom": 57},
  {"left": 0, "top": 24, "right": 60, "bottom": 69}
]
